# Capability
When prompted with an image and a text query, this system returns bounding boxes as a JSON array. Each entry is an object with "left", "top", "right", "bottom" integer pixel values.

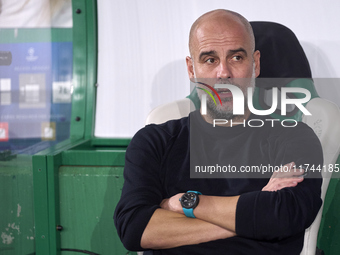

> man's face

[{"left": 186, "top": 15, "right": 260, "bottom": 119}]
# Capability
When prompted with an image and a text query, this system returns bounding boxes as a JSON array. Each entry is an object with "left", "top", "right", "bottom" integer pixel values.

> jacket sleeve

[
  {"left": 113, "top": 125, "right": 168, "bottom": 251},
  {"left": 236, "top": 123, "right": 323, "bottom": 240}
]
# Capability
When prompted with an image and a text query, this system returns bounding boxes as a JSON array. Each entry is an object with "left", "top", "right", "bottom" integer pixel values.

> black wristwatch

[{"left": 179, "top": 190, "right": 202, "bottom": 218}]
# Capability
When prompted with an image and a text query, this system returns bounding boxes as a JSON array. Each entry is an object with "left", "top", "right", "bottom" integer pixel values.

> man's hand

[
  {"left": 262, "top": 162, "right": 305, "bottom": 192},
  {"left": 160, "top": 193, "right": 184, "bottom": 214}
]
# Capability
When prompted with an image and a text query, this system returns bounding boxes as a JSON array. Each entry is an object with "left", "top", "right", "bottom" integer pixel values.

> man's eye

[
  {"left": 205, "top": 58, "right": 215, "bottom": 63},
  {"left": 232, "top": 55, "right": 242, "bottom": 61}
]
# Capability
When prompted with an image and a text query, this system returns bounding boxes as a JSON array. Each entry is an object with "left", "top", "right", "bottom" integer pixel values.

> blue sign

[{"left": 0, "top": 41, "right": 73, "bottom": 153}]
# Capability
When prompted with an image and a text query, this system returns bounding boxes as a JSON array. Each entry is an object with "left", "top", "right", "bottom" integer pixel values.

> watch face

[{"left": 180, "top": 192, "right": 199, "bottom": 209}]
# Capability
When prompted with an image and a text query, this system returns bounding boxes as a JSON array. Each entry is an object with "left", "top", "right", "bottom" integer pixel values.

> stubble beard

[
  {"left": 206, "top": 96, "right": 236, "bottom": 120},
  {"left": 204, "top": 68, "right": 256, "bottom": 121}
]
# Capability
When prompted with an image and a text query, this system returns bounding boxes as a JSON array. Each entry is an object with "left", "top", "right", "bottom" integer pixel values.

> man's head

[{"left": 186, "top": 9, "right": 260, "bottom": 121}]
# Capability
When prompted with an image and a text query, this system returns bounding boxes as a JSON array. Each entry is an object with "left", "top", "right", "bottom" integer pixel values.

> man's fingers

[
  {"left": 263, "top": 162, "right": 305, "bottom": 192},
  {"left": 262, "top": 176, "right": 304, "bottom": 192},
  {"left": 274, "top": 168, "right": 305, "bottom": 178},
  {"left": 160, "top": 199, "right": 170, "bottom": 210},
  {"left": 272, "top": 162, "right": 305, "bottom": 178},
  {"left": 273, "top": 181, "right": 298, "bottom": 191},
  {"left": 275, "top": 176, "right": 304, "bottom": 184},
  {"left": 273, "top": 177, "right": 304, "bottom": 190},
  {"left": 160, "top": 193, "right": 184, "bottom": 213}
]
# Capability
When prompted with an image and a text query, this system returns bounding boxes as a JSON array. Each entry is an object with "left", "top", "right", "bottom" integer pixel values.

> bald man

[
  {"left": 187, "top": 9, "right": 259, "bottom": 124},
  {"left": 114, "top": 10, "right": 322, "bottom": 255}
]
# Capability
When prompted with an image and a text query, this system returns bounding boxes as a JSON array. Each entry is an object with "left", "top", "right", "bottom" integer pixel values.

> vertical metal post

[{"left": 32, "top": 0, "right": 98, "bottom": 254}]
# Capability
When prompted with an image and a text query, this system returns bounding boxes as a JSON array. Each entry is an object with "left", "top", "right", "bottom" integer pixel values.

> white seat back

[
  {"left": 300, "top": 98, "right": 340, "bottom": 255},
  {"left": 145, "top": 98, "right": 194, "bottom": 125}
]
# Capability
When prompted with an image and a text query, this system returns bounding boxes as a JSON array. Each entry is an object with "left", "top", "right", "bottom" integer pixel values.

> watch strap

[
  {"left": 183, "top": 207, "right": 196, "bottom": 218},
  {"left": 187, "top": 190, "right": 202, "bottom": 195}
]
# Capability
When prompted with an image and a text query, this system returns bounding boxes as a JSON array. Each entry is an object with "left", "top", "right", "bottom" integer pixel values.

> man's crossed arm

[{"left": 141, "top": 162, "right": 305, "bottom": 249}]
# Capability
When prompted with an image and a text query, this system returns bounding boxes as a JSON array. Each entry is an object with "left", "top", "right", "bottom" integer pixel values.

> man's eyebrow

[
  {"left": 199, "top": 50, "right": 217, "bottom": 60},
  {"left": 198, "top": 48, "right": 248, "bottom": 60},
  {"left": 228, "top": 48, "right": 247, "bottom": 56}
]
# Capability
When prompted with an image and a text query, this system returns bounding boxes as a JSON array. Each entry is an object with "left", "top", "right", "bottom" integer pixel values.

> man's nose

[{"left": 217, "top": 61, "right": 231, "bottom": 79}]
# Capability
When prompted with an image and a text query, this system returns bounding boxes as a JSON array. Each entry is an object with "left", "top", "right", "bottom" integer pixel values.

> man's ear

[
  {"left": 186, "top": 56, "right": 195, "bottom": 79},
  {"left": 253, "top": 50, "right": 261, "bottom": 78}
]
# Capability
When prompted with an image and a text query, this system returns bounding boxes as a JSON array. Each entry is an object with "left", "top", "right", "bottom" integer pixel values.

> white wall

[
  {"left": 0, "top": 0, "right": 72, "bottom": 28},
  {"left": 95, "top": 0, "right": 340, "bottom": 138}
]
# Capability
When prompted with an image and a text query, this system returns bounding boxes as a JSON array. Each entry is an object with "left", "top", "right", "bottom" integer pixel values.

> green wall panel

[
  {"left": 317, "top": 155, "right": 340, "bottom": 254},
  {"left": 58, "top": 166, "right": 135, "bottom": 255},
  {"left": 0, "top": 155, "right": 35, "bottom": 255},
  {"left": 318, "top": 178, "right": 340, "bottom": 254}
]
